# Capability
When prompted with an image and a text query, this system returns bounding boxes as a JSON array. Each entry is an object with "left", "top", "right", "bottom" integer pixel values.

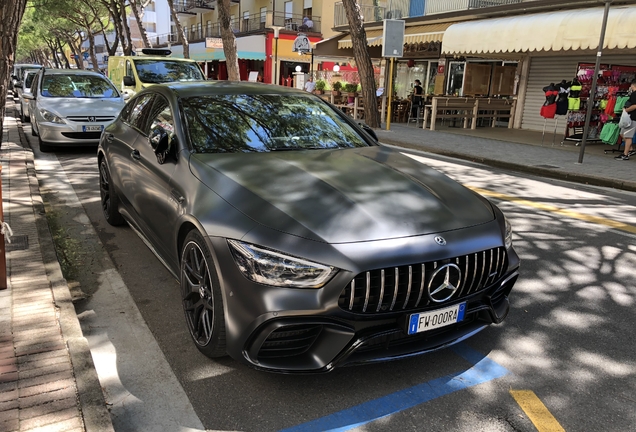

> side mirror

[
  {"left": 22, "top": 93, "right": 34, "bottom": 100},
  {"left": 14, "top": 83, "right": 23, "bottom": 89},
  {"left": 360, "top": 123, "right": 378, "bottom": 142},
  {"left": 123, "top": 93, "right": 130, "bottom": 100},
  {"left": 123, "top": 75, "right": 135, "bottom": 87},
  {"left": 149, "top": 126, "right": 173, "bottom": 164}
]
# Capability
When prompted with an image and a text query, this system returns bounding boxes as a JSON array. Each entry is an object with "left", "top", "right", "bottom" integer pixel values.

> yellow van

[{"left": 108, "top": 48, "right": 205, "bottom": 98}]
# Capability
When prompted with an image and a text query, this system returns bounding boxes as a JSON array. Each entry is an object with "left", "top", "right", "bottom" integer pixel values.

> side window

[
  {"left": 31, "top": 72, "right": 40, "bottom": 96},
  {"left": 147, "top": 96, "right": 176, "bottom": 163},
  {"left": 125, "top": 60, "right": 134, "bottom": 78},
  {"left": 147, "top": 96, "right": 174, "bottom": 138},
  {"left": 124, "top": 94, "right": 155, "bottom": 133}
]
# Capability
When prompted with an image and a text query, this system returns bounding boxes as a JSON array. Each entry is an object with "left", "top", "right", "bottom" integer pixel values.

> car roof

[
  {"left": 15, "top": 64, "right": 42, "bottom": 68},
  {"left": 131, "top": 56, "right": 196, "bottom": 62},
  {"left": 41, "top": 68, "right": 108, "bottom": 77},
  {"left": 152, "top": 81, "right": 312, "bottom": 99}
]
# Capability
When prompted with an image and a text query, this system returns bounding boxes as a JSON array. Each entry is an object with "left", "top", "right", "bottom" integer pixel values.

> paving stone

[
  {"left": 23, "top": 416, "right": 83, "bottom": 432},
  {"left": 18, "top": 377, "right": 75, "bottom": 399},
  {"left": 18, "top": 370, "right": 74, "bottom": 390},
  {"left": 19, "top": 406, "right": 79, "bottom": 430},
  {"left": 19, "top": 386, "right": 77, "bottom": 410},
  {"left": 19, "top": 396, "right": 78, "bottom": 421}
]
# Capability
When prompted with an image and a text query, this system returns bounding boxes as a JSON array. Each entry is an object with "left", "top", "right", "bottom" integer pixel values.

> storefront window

[
  {"left": 427, "top": 62, "right": 438, "bottom": 95},
  {"left": 394, "top": 61, "right": 429, "bottom": 99},
  {"left": 447, "top": 62, "right": 465, "bottom": 96}
]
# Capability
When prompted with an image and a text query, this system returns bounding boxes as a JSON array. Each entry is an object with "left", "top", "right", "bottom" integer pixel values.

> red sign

[{"left": 437, "top": 59, "right": 446, "bottom": 75}]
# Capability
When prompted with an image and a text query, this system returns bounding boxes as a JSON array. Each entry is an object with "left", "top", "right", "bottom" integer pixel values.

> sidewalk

[
  {"left": 1, "top": 100, "right": 113, "bottom": 431},
  {"left": 376, "top": 123, "right": 636, "bottom": 192}
]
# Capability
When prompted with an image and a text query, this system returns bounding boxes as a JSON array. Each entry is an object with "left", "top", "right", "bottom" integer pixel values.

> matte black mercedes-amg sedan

[{"left": 98, "top": 82, "right": 520, "bottom": 373}]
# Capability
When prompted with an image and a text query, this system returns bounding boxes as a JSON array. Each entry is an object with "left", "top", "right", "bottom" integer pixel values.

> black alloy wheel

[
  {"left": 99, "top": 160, "right": 125, "bottom": 226},
  {"left": 180, "top": 231, "right": 226, "bottom": 358}
]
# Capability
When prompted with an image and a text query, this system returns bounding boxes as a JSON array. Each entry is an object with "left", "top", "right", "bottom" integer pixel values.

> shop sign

[
  {"left": 206, "top": 38, "right": 223, "bottom": 49},
  {"left": 292, "top": 34, "right": 311, "bottom": 53},
  {"left": 437, "top": 59, "right": 446, "bottom": 75}
]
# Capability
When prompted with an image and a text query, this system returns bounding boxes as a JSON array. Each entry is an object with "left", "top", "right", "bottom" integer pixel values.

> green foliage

[
  {"left": 315, "top": 80, "right": 327, "bottom": 91},
  {"left": 344, "top": 83, "right": 359, "bottom": 93},
  {"left": 332, "top": 81, "right": 343, "bottom": 92}
]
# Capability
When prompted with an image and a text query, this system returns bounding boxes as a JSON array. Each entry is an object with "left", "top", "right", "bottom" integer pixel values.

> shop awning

[
  {"left": 443, "top": 5, "right": 636, "bottom": 55},
  {"left": 338, "top": 29, "right": 383, "bottom": 49},
  {"left": 404, "top": 23, "right": 452, "bottom": 44}
]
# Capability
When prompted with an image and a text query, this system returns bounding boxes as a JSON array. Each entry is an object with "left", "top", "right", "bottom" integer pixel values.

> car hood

[
  {"left": 191, "top": 146, "right": 495, "bottom": 244},
  {"left": 38, "top": 97, "right": 125, "bottom": 117}
]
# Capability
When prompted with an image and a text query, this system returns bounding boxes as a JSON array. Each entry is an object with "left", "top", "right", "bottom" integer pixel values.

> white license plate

[
  {"left": 407, "top": 303, "right": 466, "bottom": 335},
  {"left": 82, "top": 125, "right": 103, "bottom": 132}
]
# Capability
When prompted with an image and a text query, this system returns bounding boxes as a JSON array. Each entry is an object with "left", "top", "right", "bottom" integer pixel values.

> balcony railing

[
  {"left": 271, "top": 11, "right": 321, "bottom": 33},
  {"left": 153, "top": 11, "right": 321, "bottom": 48},
  {"left": 334, "top": 0, "right": 534, "bottom": 26}
]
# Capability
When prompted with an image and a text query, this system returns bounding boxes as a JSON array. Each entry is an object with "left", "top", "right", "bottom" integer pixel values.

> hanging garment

[
  {"left": 600, "top": 122, "right": 621, "bottom": 145},
  {"left": 605, "top": 96, "right": 617, "bottom": 114},
  {"left": 615, "top": 96, "right": 630, "bottom": 113},
  {"left": 568, "top": 98, "right": 581, "bottom": 110}
]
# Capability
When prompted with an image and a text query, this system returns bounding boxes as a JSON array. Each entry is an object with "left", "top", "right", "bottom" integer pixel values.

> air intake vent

[{"left": 258, "top": 324, "right": 322, "bottom": 360}]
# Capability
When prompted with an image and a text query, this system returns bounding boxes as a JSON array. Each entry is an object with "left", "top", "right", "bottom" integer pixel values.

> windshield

[
  {"left": 41, "top": 74, "right": 120, "bottom": 98},
  {"left": 183, "top": 94, "right": 371, "bottom": 153},
  {"left": 134, "top": 60, "right": 204, "bottom": 84}
]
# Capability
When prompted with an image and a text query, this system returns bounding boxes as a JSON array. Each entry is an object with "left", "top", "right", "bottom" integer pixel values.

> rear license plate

[
  {"left": 82, "top": 125, "right": 103, "bottom": 132},
  {"left": 407, "top": 303, "right": 466, "bottom": 335}
]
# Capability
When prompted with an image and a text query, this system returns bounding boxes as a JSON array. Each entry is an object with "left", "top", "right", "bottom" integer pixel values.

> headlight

[
  {"left": 40, "top": 109, "right": 65, "bottom": 124},
  {"left": 228, "top": 240, "right": 337, "bottom": 288},
  {"left": 504, "top": 216, "right": 513, "bottom": 249}
]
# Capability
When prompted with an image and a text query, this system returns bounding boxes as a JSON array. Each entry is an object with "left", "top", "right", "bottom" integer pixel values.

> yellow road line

[
  {"left": 469, "top": 186, "right": 636, "bottom": 235},
  {"left": 510, "top": 390, "right": 566, "bottom": 432}
]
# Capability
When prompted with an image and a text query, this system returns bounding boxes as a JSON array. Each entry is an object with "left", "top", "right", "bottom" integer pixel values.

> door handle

[
  {"left": 131, "top": 149, "right": 141, "bottom": 160},
  {"left": 106, "top": 133, "right": 114, "bottom": 142},
  {"left": 171, "top": 189, "right": 185, "bottom": 204}
]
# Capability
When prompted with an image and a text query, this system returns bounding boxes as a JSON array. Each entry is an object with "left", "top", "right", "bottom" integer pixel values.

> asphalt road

[{"left": 26, "top": 133, "right": 636, "bottom": 432}]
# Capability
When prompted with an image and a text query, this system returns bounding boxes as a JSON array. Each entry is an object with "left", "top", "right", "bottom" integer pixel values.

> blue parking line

[{"left": 279, "top": 344, "right": 509, "bottom": 432}]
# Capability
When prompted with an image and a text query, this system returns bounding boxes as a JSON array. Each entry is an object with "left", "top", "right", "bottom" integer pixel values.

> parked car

[
  {"left": 10, "top": 63, "right": 42, "bottom": 92},
  {"left": 14, "top": 69, "right": 40, "bottom": 122},
  {"left": 107, "top": 48, "right": 205, "bottom": 99},
  {"left": 24, "top": 68, "right": 126, "bottom": 152},
  {"left": 98, "top": 82, "right": 520, "bottom": 373}
]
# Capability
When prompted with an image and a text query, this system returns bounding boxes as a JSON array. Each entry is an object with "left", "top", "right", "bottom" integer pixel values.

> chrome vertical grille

[{"left": 338, "top": 247, "right": 508, "bottom": 314}]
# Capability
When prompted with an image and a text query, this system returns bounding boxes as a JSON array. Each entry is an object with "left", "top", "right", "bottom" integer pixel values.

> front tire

[
  {"left": 180, "top": 231, "right": 226, "bottom": 358},
  {"left": 99, "top": 160, "right": 125, "bottom": 226}
]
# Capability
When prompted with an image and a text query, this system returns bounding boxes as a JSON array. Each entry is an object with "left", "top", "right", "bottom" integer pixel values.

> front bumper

[
  {"left": 38, "top": 121, "right": 112, "bottom": 145},
  {"left": 208, "top": 225, "right": 520, "bottom": 374}
]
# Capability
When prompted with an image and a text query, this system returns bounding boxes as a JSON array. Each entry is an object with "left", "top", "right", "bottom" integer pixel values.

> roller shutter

[{"left": 522, "top": 54, "right": 636, "bottom": 131}]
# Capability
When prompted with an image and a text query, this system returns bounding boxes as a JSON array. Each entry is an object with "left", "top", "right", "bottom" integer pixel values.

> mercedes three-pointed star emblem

[{"left": 428, "top": 263, "right": 462, "bottom": 303}]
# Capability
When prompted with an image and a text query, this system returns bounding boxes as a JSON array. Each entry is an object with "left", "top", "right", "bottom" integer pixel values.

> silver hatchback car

[{"left": 25, "top": 69, "right": 126, "bottom": 152}]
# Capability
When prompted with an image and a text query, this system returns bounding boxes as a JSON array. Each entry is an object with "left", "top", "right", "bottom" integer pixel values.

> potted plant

[
  {"left": 315, "top": 79, "right": 327, "bottom": 94},
  {"left": 332, "top": 81, "right": 343, "bottom": 96},
  {"left": 344, "top": 83, "right": 359, "bottom": 103}
]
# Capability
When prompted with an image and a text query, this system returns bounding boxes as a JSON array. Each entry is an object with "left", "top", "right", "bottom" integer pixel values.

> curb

[
  {"left": 377, "top": 134, "right": 636, "bottom": 193},
  {"left": 14, "top": 109, "right": 115, "bottom": 432}
]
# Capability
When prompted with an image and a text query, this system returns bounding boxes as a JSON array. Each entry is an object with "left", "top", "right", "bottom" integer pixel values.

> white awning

[
  {"left": 443, "top": 5, "right": 636, "bottom": 55},
  {"left": 338, "top": 30, "right": 383, "bottom": 49}
]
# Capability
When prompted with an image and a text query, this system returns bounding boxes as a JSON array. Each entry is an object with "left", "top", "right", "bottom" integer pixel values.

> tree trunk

[
  {"left": 57, "top": 38, "right": 71, "bottom": 68},
  {"left": 130, "top": 0, "right": 151, "bottom": 48},
  {"left": 218, "top": 0, "right": 239, "bottom": 80},
  {"left": 0, "top": 0, "right": 28, "bottom": 138},
  {"left": 119, "top": 0, "right": 134, "bottom": 54},
  {"left": 45, "top": 39, "right": 60, "bottom": 68},
  {"left": 341, "top": 0, "right": 381, "bottom": 128},
  {"left": 88, "top": 31, "right": 100, "bottom": 70},
  {"left": 166, "top": 0, "right": 189, "bottom": 58}
]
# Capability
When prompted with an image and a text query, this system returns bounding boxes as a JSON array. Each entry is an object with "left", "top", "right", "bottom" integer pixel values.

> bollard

[{"left": 0, "top": 165, "right": 6, "bottom": 290}]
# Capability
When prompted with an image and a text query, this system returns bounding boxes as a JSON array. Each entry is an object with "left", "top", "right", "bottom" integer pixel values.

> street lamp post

[
  {"left": 578, "top": 0, "right": 613, "bottom": 164},
  {"left": 271, "top": 26, "right": 284, "bottom": 85}
]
